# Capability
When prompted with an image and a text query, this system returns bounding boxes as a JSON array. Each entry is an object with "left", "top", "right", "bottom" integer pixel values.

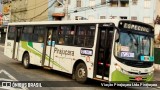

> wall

[
  {"left": 10, "top": 0, "right": 49, "bottom": 22},
  {"left": 26, "top": 0, "right": 49, "bottom": 21},
  {"left": 67, "top": 0, "right": 155, "bottom": 24}
]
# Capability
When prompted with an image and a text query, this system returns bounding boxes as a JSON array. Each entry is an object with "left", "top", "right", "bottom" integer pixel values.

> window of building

[
  {"left": 75, "top": 25, "right": 95, "bottom": 47},
  {"left": 131, "top": 16, "right": 137, "bottom": 20},
  {"left": 110, "top": 1, "right": 118, "bottom": 7},
  {"left": 144, "top": 0, "right": 151, "bottom": 9},
  {"left": 110, "top": 16, "right": 117, "bottom": 19},
  {"left": 7, "top": 26, "right": 16, "bottom": 40},
  {"left": 75, "top": 16, "right": 83, "bottom": 20},
  {"left": 120, "top": 0, "right": 129, "bottom": 7},
  {"left": 143, "top": 17, "right": 151, "bottom": 23},
  {"left": 55, "top": 3, "right": 62, "bottom": 7},
  {"left": 120, "top": 16, "right": 127, "bottom": 19},
  {"left": 132, "top": 0, "right": 138, "bottom": 5},
  {"left": 100, "top": 16, "right": 106, "bottom": 19},
  {"left": 101, "top": 0, "right": 106, "bottom": 5},
  {"left": 77, "top": 0, "right": 81, "bottom": 7},
  {"left": 89, "top": 0, "right": 95, "bottom": 7}
]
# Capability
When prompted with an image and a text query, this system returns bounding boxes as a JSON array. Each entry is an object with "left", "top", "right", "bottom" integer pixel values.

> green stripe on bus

[
  {"left": 21, "top": 41, "right": 68, "bottom": 72},
  {"left": 28, "top": 42, "right": 33, "bottom": 48}
]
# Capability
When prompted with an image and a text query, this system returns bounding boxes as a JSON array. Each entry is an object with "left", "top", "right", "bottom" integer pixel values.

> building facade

[
  {"left": 48, "top": 0, "right": 67, "bottom": 21},
  {"left": 10, "top": 0, "right": 49, "bottom": 22},
  {"left": 1, "top": 0, "right": 159, "bottom": 24},
  {"left": 49, "top": 0, "right": 160, "bottom": 25},
  {"left": 1, "top": 0, "right": 11, "bottom": 43}
]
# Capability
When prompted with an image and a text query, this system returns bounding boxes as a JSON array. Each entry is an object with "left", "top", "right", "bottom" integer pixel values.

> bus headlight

[
  {"left": 152, "top": 68, "right": 154, "bottom": 72},
  {"left": 115, "top": 65, "right": 121, "bottom": 71},
  {"left": 115, "top": 63, "right": 122, "bottom": 71},
  {"left": 115, "top": 63, "right": 128, "bottom": 74}
]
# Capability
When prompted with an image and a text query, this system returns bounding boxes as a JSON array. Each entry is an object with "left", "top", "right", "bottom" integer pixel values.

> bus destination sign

[
  {"left": 118, "top": 21, "right": 153, "bottom": 33},
  {"left": 123, "top": 23, "right": 149, "bottom": 32}
]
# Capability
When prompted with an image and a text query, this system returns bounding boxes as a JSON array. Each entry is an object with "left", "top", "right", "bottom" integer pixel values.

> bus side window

[
  {"left": 47, "top": 27, "right": 58, "bottom": 46},
  {"left": 65, "top": 26, "right": 75, "bottom": 46},
  {"left": 7, "top": 26, "right": 16, "bottom": 40},
  {"left": 75, "top": 26, "right": 85, "bottom": 47},
  {"left": 58, "top": 25, "right": 75, "bottom": 45},
  {"left": 74, "top": 25, "right": 95, "bottom": 47},
  {"left": 58, "top": 28, "right": 64, "bottom": 45},
  {"left": 47, "top": 29, "right": 52, "bottom": 46},
  {"left": 21, "top": 26, "right": 33, "bottom": 41},
  {"left": 33, "top": 26, "right": 45, "bottom": 43}
]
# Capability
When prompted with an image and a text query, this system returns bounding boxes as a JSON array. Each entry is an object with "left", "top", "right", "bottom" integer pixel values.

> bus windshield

[{"left": 115, "top": 31, "right": 153, "bottom": 62}]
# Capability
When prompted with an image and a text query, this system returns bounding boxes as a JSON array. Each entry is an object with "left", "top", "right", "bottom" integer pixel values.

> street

[{"left": 0, "top": 46, "right": 159, "bottom": 90}]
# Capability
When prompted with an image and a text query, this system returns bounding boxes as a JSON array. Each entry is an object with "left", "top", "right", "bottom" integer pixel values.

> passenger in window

[
  {"left": 58, "top": 29, "right": 64, "bottom": 44},
  {"left": 48, "top": 33, "right": 51, "bottom": 40},
  {"left": 59, "top": 37, "right": 64, "bottom": 44},
  {"left": 66, "top": 29, "right": 74, "bottom": 45},
  {"left": 38, "top": 36, "right": 43, "bottom": 43},
  {"left": 47, "top": 32, "right": 52, "bottom": 45},
  {"left": 70, "top": 30, "right": 74, "bottom": 35}
]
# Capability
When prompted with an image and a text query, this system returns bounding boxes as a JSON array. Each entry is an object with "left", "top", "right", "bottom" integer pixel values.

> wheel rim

[
  {"left": 24, "top": 57, "right": 28, "bottom": 66},
  {"left": 77, "top": 68, "right": 86, "bottom": 78}
]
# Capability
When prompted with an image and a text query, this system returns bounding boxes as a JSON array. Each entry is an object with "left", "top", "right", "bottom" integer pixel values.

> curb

[{"left": 153, "top": 87, "right": 160, "bottom": 89}]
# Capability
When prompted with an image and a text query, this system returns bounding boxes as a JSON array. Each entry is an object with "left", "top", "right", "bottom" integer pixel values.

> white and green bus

[{"left": 4, "top": 19, "right": 154, "bottom": 83}]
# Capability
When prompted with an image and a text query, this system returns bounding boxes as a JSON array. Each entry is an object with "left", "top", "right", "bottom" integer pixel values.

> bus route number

[{"left": 121, "top": 52, "right": 134, "bottom": 58}]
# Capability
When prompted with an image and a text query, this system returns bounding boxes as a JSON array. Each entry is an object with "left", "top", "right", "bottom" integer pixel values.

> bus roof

[{"left": 8, "top": 19, "right": 121, "bottom": 26}]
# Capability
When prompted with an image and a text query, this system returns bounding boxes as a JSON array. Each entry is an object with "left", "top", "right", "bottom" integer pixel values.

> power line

[
  {"left": 68, "top": 2, "right": 109, "bottom": 14},
  {"left": 29, "top": 0, "right": 56, "bottom": 21},
  {"left": 27, "top": 0, "right": 47, "bottom": 8},
  {"left": 9, "top": 0, "right": 56, "bottom": 21},
  {"left": 27, "top": 0, "right": 54, "bottom": 11}
]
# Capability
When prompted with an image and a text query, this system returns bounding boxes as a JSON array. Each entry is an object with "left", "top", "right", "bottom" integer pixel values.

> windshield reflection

[{"left": 116, "top": 32, "right": 151, "bottom": 61}]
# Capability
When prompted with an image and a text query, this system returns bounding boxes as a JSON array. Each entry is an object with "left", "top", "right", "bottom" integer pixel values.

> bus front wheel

[
  {"left": 22, "top": 53, "right": 30, "bottom": 69},
  {"left": 75, "top": 63, "right": 87, "bottom": 83}
]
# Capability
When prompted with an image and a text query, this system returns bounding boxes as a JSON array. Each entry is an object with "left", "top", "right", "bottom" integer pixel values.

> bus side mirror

[{"left": 115, "top": 28, "right": 120, "bottom": 42}]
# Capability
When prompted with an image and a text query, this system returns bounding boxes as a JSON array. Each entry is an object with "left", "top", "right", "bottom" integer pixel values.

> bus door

[
  {"left": 12, "top": 26, "right": 22, "bottom": 60},
  {"left": 42, "top": 27, "right": 58, "bottom": 69},
  {"left": 95, "top": 26, "right": 114, "bottom": 80}
]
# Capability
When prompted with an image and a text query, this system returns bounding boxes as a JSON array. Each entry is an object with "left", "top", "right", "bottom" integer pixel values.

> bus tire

[
  {"left": 22, "top": 53, "right": 30, "bottom": 69},
  {"left": 75, "top": 63, "right": 87, "bottom": 83}
]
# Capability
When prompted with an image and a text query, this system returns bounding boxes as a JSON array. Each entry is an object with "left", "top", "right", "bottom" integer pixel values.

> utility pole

[{"left": 64, "top": 0, "right": 68, "bottom": 20}]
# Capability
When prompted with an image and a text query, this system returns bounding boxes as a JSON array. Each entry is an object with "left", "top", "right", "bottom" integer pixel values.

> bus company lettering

[
  {"left": 54, "top": 47, "right": 74, "bottom": 56},
  {"left": 123, "top": 23, "right": 149, "bottom": 32}
]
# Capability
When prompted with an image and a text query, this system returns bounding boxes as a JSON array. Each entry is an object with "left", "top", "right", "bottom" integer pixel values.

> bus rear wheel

[
  {"left": 22, "top": 53, "right": 30, "bottom": 69},
  {"left": 75, "top": 63, "right": 87, "bottom": 83}
]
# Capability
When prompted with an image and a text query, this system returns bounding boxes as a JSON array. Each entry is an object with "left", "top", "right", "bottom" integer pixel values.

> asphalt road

[{"left": 0, "top": 46, "right": 159, "bottom": 90}]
